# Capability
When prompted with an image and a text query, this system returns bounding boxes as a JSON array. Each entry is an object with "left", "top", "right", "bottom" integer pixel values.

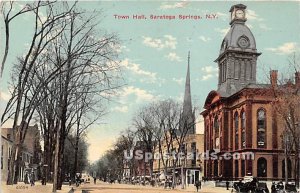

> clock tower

[
  {"left": 216, "top": 4, "right": 261, "bottom": 96},
  {"left": 230, "top": 4, "right": 247, "bottom": 25}
]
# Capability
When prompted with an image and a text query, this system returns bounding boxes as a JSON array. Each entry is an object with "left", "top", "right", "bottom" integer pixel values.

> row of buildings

[
  {"left": 123, "top": 3, "right": 299, "bottom": 184},
  {"left": 1, "top": 125, "right": 42, "bottom": 183}
]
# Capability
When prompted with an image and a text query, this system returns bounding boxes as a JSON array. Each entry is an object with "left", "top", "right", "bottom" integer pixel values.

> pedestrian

[
  {"left": 94, "top": 177, "right": 96, "bottom": 184},
  {"left": 42, "top": 176, "right": 46, "bottom": 185},
  {"left": 271, "top": 182, "right": 276, "bottom": 193},
  {"left": 24, "top": 172, "right": 29, "bottom": 184},
  {"left": 30, "top": 173, "right": 35, "bottom": 186},
  {"left": 195, "top": 180, "right": 201, "bottom": 192},
  {"left": 76, "top": 174, "right": 81, "bottom": 187},
  {"left": 226, "top": 181, "right": 230, "bottom": 190}
]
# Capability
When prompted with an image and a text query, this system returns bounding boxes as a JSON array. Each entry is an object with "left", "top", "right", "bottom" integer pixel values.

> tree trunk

[
  {"left": 7, "top": 145, "right": 16, "bottom": 185},
  {"left": 13, "top": 148, "right": 21, "bottom": 184},
  {"left": 73, "top": 135, "right": 80, "bottom": 181},
  {"left": 43, "top": 129, "right": 49, "bottom": 183},
  {"left": 172, "top": 160, "right": 176, "bottom": 189},
  {"left": 52, "top": 123, "right": 60, "bottom": 193},
  {"left": 285, "top": 153, "right": 288, "bottom": 185},
  {"left": 181, "top": 161, "right": 185, "bottom": 189},
  {"left": 143, "top": 161, "right": 146, "bottom": 185},
  {"left": 49, "top": 124, "right": 56, "bottom": 182},
  {"left": 1, "top": 18, "right": 10, "bottom": 77},
  {"left": 295, "top": 153, "right": 299, "bottom": 188},
  {"left": 164, "top": 161, "right": 168, "bottom": 189},
  {"left": 57, "top": 130, "right": 66, "bottom": 190}
]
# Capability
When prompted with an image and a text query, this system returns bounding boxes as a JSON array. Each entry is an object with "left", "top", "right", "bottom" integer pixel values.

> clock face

[{"left": 235, "top": 9, "right": 245, "bottom": 19}]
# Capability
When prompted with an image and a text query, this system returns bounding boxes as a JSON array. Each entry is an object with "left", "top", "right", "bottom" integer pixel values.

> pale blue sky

[{"left": 1, "top": 1, "right": 300, "bottom": 162}]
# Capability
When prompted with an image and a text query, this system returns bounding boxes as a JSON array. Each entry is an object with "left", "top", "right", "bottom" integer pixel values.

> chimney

[
  {"left": 295, "top": 71, "right": 300, "bottom": 88},
  {"left": 270, "top": 70, "right": 278, "bottom": 88}
]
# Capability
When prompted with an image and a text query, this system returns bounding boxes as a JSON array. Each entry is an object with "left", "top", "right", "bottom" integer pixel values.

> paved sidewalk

[{"left": 1, "top": 181, "right": 73, "bottom": 193}]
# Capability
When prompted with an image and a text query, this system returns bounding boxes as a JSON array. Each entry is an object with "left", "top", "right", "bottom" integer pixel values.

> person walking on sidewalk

[
  {"left": 226, "top": 181, "right": 230, "bottom": 190},
  {"left": 195, "top": 180, "right": 201, "bottom": 192},
  {"left": 30, "top": 172, "right": 35, "bottom": 186}
]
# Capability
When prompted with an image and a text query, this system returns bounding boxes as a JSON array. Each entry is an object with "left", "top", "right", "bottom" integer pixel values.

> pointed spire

[
  {"left": 182, "top": 51, "right": 194, "bottom": 134},
  {"left": 183, "top": 51, "right": 192, "bottom": 115}
]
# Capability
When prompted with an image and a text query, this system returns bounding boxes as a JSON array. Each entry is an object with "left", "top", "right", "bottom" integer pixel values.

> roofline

[
  {"left": 1, "top": 135, "right": 13, "bottom": 143},
  {"left": 202, "top": 86, "right": 273, "bottom": 113},
  {"left": 227, "top": 85, "right": 272, "bottom": 99},
  {"left": 229, "top": 4, "right": 247, "bottom": 12},
  {"left": 215, "top": 49, "right": 261, "bottom": 62}
]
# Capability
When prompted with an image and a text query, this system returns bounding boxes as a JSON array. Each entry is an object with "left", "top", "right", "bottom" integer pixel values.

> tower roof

[
  {"left": 229, "top": 4, "right": 247, "bottom": 12},
  {"left": 183, "top": 51, "right": 193, "bottom": 117},
  {"left": 181, "top": 52, "right": 195, "bottom": 134},
  {"left": 215, "top": 4, "right": 261, "bottom": 97},
  {"left": 219, "top": 23, "right": 257, "bottom": 56},
  {"left": 219, "top": 3, "right": 259, "bottom": 57}
]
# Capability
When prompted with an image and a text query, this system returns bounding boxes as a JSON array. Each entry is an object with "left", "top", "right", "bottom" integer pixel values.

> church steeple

[{"left": 182, "top": 51, "right": 195, "bottom": 134}]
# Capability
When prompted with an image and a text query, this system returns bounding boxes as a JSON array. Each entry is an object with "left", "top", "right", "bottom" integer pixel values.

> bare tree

[
  {"left": 1, "top": 2, "right": 77, "bottom": 185},
  {"left": 0, "top": 1, "right": 56, "bottom": 76},
  {"left": 269, "top": 54, "right": 300, "bottom": 186},
  {"left": 123, "top": 129, "right": 137, "bottom": 181},
  {"left": 136, "top": 99, "right": 195, "bottom": 189},
  {"left": 71, "top": 85, "right": 107, "bottom": 181},
  {"left": 1, "top": 2, "right": 123, "bottom": 190},
  {"left": 47, "top": 9, "right": 122, "bottom": 191},
  {"left": 257, "top": 53, "right": 300, "bottom": 186},
  {"left": 133, "top": 106, "right": 158, "bottom": 185}
]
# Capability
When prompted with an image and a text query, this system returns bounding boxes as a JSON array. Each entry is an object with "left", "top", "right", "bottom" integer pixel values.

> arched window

[
  {"left": 257, "top": 109, "right": 266, "bottom": 148},
  {"left": 214, "top": 116, "right": 219, "bottom": 148},
  {"left": 234, "top": 112, "right": 239, "bottom": 150},
  {"left": 241, "top": 111, "right": 246, "bottom": 148},
  {"left": 257, "top": 157, "right": 267, "bottom": 177}
]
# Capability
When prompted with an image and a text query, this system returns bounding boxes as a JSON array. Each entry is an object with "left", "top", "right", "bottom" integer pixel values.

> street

[
  {"left": 1, "top": 181, "right": 232, "bottom": 193},
  {"left": 71, "top": 181, "right": 230, "bottom": 193}
]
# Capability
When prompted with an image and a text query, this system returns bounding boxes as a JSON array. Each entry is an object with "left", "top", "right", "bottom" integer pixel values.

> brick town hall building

[{"left": 201, "top": 4, "right": 299, "bottom": 180}]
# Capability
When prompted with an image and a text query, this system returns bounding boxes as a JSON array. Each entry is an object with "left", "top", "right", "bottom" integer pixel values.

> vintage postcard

[{"left": 1, "top": 1, "right": 300, "bottom": 193}]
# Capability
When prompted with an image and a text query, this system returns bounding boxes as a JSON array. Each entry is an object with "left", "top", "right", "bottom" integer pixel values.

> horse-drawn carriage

[
  {"left": 285, "top": 183, "right": 297, "bottom": 193},
  {"left": 233, "top": 178, "right": 269, "bottom": 193}
]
